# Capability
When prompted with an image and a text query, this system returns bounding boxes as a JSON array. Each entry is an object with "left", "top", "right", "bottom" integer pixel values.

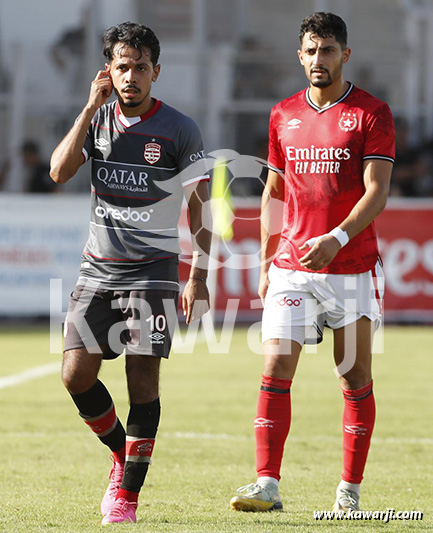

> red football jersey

[{"left": 268, "top": 83, "right": 395, "bottom": 274}]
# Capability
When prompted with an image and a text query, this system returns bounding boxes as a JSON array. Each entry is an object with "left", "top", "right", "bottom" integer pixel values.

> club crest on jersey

[
  {"left": 144, "top": 142, "right": 161, "bottom": 164},
  {"left": 339, "top": 112, "right": 358, "bottom": 132}
]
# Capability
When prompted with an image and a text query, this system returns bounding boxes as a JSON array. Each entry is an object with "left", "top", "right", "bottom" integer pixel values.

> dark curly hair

[
  {"left": 102, "top": 22, "right": 160, "bottom": 66},
  {"left": 299, "top": 12, "right": 347, "bottom": 49}
]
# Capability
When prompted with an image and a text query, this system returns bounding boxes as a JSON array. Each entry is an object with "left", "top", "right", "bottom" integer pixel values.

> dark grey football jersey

[{"left": 78, "top": 99, "right": 208, "bottom": 290}]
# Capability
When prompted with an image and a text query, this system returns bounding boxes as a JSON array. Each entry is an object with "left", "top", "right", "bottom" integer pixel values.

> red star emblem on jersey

[
  {"left": 339, "top": 112, "right": 358, "bottom": 132},
  {"left": 144, "top": 142, "right": 161, "bottom": 164}
]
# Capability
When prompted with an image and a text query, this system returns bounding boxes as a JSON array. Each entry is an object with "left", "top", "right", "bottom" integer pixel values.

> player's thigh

[
  {"left": 262, "top": 265, "right": 323, "bottom": 345},
  {"left": 333, "top": 316, "right": 374, "bottom": 389},
  {"left": 320, "top": 262, "right": 384, "bottom": 333},
  {"left": 263, "top": 339, "right": 303, "bottom": 380},
  {"left": 119, "top": 289, "right": 178, "bottom": 358},
  {"left": 62, "top": 347, "right": 103, "bottom": 394},
  {"left": 120, "top": 289, "right": 177, "bottom": 403},
  {"left": 64, "top": 285, "right": 125, "bottom": 360}
]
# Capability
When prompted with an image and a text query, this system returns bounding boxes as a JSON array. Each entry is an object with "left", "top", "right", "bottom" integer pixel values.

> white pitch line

[
  {"left": 0, "top": 362, "right": 61, "bottom": 390},
  {"left": 165, "top": 432, "right": 433, "bottom": 446},
  {"left": 0, "top": 331, "right": 211, "bottom": 392},
  {"left": 1, "top": 362, "right": 431, "bottom": 448},
  {"left": 3, "top": 430, "right": 432, "bottom": 446}
]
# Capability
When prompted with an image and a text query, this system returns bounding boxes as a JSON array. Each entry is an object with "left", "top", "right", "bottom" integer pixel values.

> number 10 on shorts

[{"left": 146, "top": 314, "right": 167, "bottom": 344}]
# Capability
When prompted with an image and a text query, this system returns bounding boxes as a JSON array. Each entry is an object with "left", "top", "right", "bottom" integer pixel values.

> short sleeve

[
  {"left": 268, "top": 107, "right": 286, "bottom": 172},
  {"left": 363, "top": 103, "right": 395, "bottom": 163},
  {"left": 176, "top": 118, "right": 209, "bottom": 188},
  {"left": 74, "top": 111, "right": 96, "bottom": 162},
  {"left": 82, "top": 125, "right": 94, "bottom": 161}
]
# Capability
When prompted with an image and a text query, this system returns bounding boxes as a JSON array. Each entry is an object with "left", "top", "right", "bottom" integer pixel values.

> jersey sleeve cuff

[
  {"left": 82, "top": 148, "right": 89, "bottom": 162},
  {"left": 182, "top": 175, "right": 210, "bottom": 188},
  {"left": 363, "top": 154, "right": 395, "bottom": 163},
  {"left": 268, "top": 162, "right": 284, "bottom": 173}
]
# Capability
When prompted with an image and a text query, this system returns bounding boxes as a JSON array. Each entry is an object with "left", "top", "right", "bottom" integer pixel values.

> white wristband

[{"left": 329, "top": 227, "right": 349, "bottom": 248}]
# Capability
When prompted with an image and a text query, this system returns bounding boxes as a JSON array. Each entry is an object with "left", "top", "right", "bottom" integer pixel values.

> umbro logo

[
  {"left": 137, "top": 442, "right": 153, "bottom": 454},
  {"left": 344, "top": 425, "right": 367, "bottom": 435},
  {"left": 149, "top": 332, "right": 165, "bottom": 344},
  {"left": 95, "top": 138, "right": 109, "bottom": 151},
  {"left": 254, "top": 417, "right": 274, "bottom": 428},
  {"left": 287, "top": 119, "right": 302, "bottom": 130}
]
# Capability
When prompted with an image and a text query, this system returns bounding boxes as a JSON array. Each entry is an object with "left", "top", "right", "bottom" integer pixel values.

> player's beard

[
  {"left": 310, "top": 61, "right": 343, "bottom": 88},
  {"left": 118, "top": 93, "right": 144, "bottom": 108},
  {"left": 311, "top": 72, "right": 332, "bottom": 88},
  {"left": 115, "top": 86, "right": 149, "bottom": 108},
  {"left": 120, "top": 98, "right": 143, "bottom": 108}
]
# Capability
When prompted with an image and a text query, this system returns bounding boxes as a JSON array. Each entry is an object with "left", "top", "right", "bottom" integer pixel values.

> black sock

[
  {"left": 70, "top": 380, "right": 126, "bottom": 452},
  {"left": 121, "top": 398, "right": 161, "bottom": 493}
]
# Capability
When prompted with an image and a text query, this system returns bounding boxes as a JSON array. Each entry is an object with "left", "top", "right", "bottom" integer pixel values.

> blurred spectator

[
  {"left": 0, "top": 159, "right": 10, "bottom": 190},
  {"left": 49, "top": 5, "right": 89, "bottom": 97},
  {"left": 233, "top": 36, "right": 280, "bottom": 99},
  {"left": 50, "top": 25, "right": 85, "bottom": 94},
  {"left": 390, "top": 117, "right": 425, "bottom": 197},
  {"left": 414, "top": 139, "right": 433, "bottom": 197},
  {"left": 355, "top": 64, "right": 388, "bottom": 102},
  {"left": 21, "top": 140, "right": 57, "bottom": 193},
  {"left": 229, "top": 135, "right": 267, "bottom": 197}
]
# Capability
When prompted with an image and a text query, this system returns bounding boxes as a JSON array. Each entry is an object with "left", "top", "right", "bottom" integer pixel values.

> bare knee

[
  {"left": 339, "top": 370, "right": 372, "bottom": 391},
  {"left": 62, "top": 349, "right": 102, "bottom": 395},
  {"left": 263, "top": 340, "right": 301, "bottom": 380},
  {"left": 263, "top": 356, "right": 294, "bottom": 378}
]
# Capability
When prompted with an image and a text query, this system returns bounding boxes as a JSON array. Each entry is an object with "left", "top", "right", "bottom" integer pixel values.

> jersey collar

[
  {"left": 305, "top": 82, "right": 354, "bottom": 114},
  {"left": 115, "top": 98, "right": 162, "bottom": 127}
]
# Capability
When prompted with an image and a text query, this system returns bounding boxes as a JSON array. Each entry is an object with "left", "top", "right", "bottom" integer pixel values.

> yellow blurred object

[{"left": 211, "top": 159, "right": 234, "bottom": 241}]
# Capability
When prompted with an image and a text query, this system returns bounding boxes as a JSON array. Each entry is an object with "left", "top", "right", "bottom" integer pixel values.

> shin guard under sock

[
  {"left": 341, "top": 381, "right": 376, "bottom": 484},
  {"left": 71, "top": 380, "right": 126, "bottom": 455},
  {"left": 255, "top": 375, "right": 292, "bottom": 481},
  {"left": 120, "top": 398, "right": 161, "bottom": 497}
]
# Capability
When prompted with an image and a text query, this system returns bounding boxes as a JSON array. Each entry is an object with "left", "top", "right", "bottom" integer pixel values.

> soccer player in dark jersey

[
  {"left": 230, "top": 13, "right": 395, "bottom": 513},
  {"left": 50, "top": 22, "right": 211, "bottom": 525}
]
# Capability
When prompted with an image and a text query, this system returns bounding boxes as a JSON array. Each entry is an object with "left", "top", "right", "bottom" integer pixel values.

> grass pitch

[{"left": 0, "top": 325, "right": 432, "bottom": 532}]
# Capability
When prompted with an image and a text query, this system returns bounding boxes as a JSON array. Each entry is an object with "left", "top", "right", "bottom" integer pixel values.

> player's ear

[
  {"left": 342, "top": 47, "right": 351, "bottom": 64},
  {"left": 297, "top": 49, "right": 304, "bottom": 66},
  {"left": 105, "top": 63, "right": 111, "bottom": 74},
  {"left": 152, "top": 64, "right": 161, "bottom": 83}
]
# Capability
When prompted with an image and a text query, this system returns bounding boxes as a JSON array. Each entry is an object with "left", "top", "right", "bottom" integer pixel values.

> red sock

[
  {"left": 113, "top": 446, "right": 125, "bottom": 464},
  {"left": 341, "top": 381, "right": 376, "bottom": 484},
  {"left": 116, "top": 488, "right": 138, "bottom": 504},
  {"left": 83, "top": 404, "right": 117, "bottom": 436},
  {"left": 255, "top": 375, "right": 292, "bottom": 480}
]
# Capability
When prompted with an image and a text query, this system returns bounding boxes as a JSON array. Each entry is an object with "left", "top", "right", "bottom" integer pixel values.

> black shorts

[{"left": 64, "top": 285, "right": 179, "bottom": 359}]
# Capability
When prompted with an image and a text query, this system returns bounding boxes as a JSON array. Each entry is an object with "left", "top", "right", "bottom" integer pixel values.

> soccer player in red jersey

[
  {"left": 50, "top": 23, "right": 211, "bottom": 524},
  {"left": 230, "top": 12, "right": 395, "bottom": 513}
]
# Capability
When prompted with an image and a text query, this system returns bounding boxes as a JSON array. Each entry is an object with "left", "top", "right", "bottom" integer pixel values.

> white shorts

[{"left": 262, "top": 262, "right": 384, "bottom": 346}]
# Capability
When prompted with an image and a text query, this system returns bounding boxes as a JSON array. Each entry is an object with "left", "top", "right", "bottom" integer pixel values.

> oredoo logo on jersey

[
  {"left": 95, "top": 205, "right": 153, "bottom": 223},
  {"left": 286, "top": 145, "right": 351, "bottom": 174}
]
